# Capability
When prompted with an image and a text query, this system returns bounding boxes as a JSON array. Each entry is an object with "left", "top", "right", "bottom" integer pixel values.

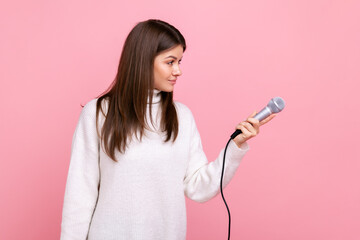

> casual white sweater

[{"left": 60, "top": 91, "right": 249, "bottom": 240}]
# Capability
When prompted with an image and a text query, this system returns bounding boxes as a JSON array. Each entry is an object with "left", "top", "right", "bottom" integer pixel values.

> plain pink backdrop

[{"left": 1, "top": 0, "right": 359, "bottom": 239}]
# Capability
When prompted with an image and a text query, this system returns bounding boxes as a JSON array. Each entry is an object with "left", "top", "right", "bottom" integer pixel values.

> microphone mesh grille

[{"left": 270, "top": 97, "right": 285, "bottom": 113}]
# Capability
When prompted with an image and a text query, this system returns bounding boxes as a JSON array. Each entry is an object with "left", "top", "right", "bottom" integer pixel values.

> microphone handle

[{"left": 253, "top": 106, "right": 271, "bottom": 122}]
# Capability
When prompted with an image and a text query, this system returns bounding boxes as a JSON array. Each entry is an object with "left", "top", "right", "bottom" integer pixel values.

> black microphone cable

[
  {"left": 220, "top": 138, "right": 233, "bottom": 240},
  {"left": 220, "top": 97, "right": 285, "bottom": 239}
]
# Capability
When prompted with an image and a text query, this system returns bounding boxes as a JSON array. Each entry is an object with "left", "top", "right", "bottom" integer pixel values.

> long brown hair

[{"left": 95, "top": 19, "right": 186, "bottom": 162}]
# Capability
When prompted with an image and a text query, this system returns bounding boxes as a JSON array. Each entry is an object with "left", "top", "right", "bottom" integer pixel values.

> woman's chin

[{"left": 157, "top": 86, "right": 174, "bottom": 92}]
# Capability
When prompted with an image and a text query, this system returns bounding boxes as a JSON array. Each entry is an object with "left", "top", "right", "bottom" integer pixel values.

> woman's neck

[{"left": 148, "top": 89, "right": 161, "bottom": 104}]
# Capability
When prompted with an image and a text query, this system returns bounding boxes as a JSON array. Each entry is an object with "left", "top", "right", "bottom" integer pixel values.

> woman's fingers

[
  {"left": 244, "top": 111, "right": 260, "bottom": 134},
  {"left": 247, "top": 117, "right": 260, "bottom": 134},
  {"left": 235, "top": 121, "right": 257, "bottom": 140},
  {"left": 248, "top": 111, "right": 257, "bottom": 118},
  {"left": 233, "top": 125, "right": 250, "bottom": 146},
  {"left": 233, "top": 112, "right": 277, "bottom": 147},
  {"left": 241, "top": 121, "right": 257, "bottom": 136},
  {"left": 247, "top": 111, "right": 276, "bottom": 127}
]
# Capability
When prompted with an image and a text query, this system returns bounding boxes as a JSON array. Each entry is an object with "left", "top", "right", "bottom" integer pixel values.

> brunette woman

[{"left": 60, "top": 19, "right": 274, "bottom": 240}]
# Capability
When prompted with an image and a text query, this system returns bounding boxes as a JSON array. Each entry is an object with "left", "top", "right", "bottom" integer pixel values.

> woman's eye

[{"left": 167, "top": 59, "right": 182, "bottom": 65}]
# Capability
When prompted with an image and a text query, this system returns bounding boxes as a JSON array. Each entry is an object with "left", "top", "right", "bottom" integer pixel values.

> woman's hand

[{"left": 233, "top": 111, "right": 276, "bottom": 148}]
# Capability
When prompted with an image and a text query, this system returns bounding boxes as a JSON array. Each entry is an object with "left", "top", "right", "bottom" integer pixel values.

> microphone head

[{"left": 267, "top": 97, "right": 285, "bottom": 113}]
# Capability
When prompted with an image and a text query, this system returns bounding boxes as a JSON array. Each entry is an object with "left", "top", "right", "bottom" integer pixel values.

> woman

[{"left": 60, "top": 19, "right": 274, "bottom": 240}]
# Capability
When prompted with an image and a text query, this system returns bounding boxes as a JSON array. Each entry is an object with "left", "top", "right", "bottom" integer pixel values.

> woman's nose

[{"left": 173, "top": 65, "right": 182, "bottom": 76}]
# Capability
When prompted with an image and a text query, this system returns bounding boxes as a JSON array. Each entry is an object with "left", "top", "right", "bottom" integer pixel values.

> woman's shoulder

[
  {"left": 174, "top": 101, "right": 190, "bottom": 113},
  {"left": 174, "top": 101, "right": 195, "bottom": 121},
  {"left": 78, "top": 98, "right": 109, "bottom": 129},
  {"left": 80, "top": 98, "right": 109, "bottom": 118},
  {"left": 83, "top": 98, "right": 98, "bottom": 109},
  {"left": 80, "top": 99, "right": 98, "bottom": 116}
]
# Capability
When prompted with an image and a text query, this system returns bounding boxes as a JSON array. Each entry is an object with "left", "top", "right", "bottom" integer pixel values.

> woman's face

[{"left": 153, "top": 45, "right": 183, "bottom": 92}]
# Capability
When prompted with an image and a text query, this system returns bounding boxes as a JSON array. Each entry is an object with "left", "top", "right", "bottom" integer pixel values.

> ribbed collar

[{"left": 148, "top": 89, "right": 162, "bottom": 104}]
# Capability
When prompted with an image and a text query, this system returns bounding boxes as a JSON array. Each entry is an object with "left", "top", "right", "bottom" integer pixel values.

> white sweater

[{"left": 60, "top": 91, "right": 249, "bottom": 240}]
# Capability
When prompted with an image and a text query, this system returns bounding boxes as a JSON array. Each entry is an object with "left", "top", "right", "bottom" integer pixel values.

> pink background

[{"left": 1, "top": 0, "right": 359, "bottom": 239}]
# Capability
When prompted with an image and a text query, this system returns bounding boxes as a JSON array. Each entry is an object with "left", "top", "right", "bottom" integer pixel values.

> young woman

[{"left": 60, "top": 19, "right": 275, "bottom": 240}]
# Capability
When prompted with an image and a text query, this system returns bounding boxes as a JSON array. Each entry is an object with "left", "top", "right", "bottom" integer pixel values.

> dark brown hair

[{"left": 95, "top": 19, "right": 186, "bottom": 162}]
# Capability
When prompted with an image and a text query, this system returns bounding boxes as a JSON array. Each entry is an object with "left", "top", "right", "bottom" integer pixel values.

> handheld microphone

[
  {"left": 221, "top": 96, "right": 285, "bottom": 240},
  {"left": 230, "top": 97, "right": 286, "bottom": 139}
]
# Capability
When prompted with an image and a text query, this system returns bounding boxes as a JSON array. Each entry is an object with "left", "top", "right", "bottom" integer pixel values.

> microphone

[{"left": 230, "top": 97, "right": 286, "bottom": 139}]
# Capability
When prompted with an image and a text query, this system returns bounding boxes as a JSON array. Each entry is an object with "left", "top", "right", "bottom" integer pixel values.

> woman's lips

[{"left": 168, "top": 80, "right": 176, "bottom": 85}]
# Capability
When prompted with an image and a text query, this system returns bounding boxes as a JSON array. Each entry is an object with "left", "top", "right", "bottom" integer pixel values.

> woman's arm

[
  {"left": 183, "top": 113, "right": 249, "bottom": 203},
  {"left": 60, "top": 100, "right": 100, "bottom": 240},
  {"left": 183, "top": 110, "right": 275, "bottom": 203}
]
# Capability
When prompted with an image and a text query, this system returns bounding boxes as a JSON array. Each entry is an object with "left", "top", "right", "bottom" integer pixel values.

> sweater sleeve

[
  {"left": 183, "top": 112, "right": 249, "bottom": 203},
  {"left": 61, "top": 100, "right": 100, "bottom": 240}
]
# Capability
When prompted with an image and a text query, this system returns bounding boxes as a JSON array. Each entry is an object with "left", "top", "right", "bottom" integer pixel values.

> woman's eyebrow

[
  {"left": 164, "top": 56, "right": 177, "bottom": 60},
  {"left": 164, "top": 56, "right": 183, "bottom": 60}
]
